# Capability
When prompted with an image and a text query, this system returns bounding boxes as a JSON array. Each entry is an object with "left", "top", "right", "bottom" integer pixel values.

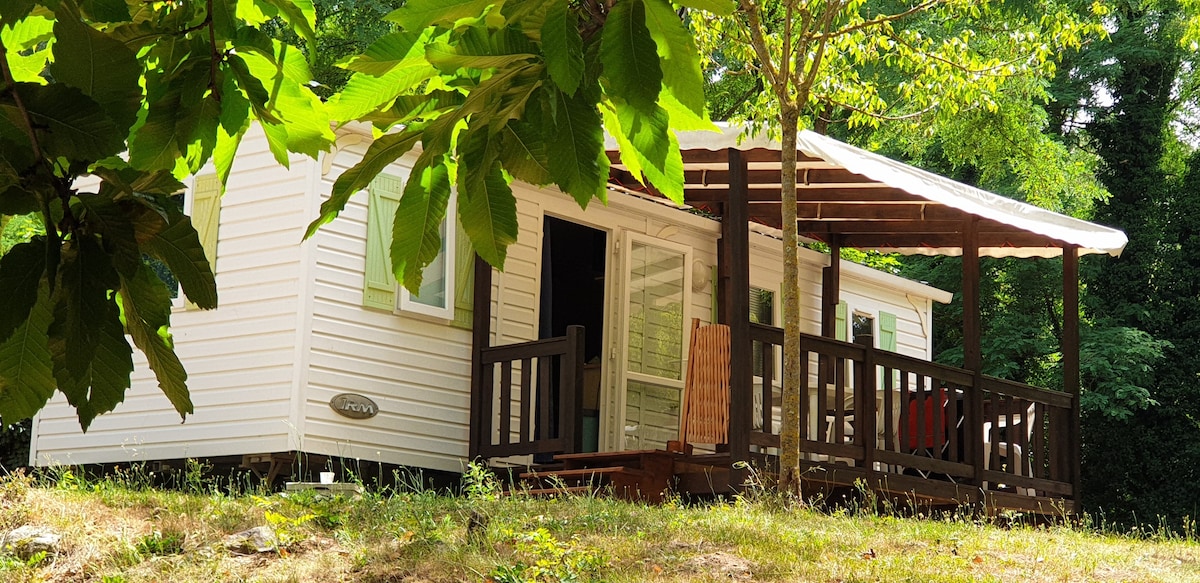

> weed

[
  {"left": 462, "top": 461, "right": 501, "bottom": 502},
  {"left": 136, "top": 530, "right": 185, "bottom": 556},
  {"left": 489, "top": 527, "right": 607, "bottom": 583}
]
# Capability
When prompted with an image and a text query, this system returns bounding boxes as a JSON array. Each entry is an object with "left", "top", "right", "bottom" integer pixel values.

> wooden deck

[{"left": 476, "top": 324, "right": 1078, "bottom": 515}]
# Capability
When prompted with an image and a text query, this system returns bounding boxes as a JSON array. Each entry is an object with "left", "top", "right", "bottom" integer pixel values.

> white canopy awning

[{"left": 610, "top": 124, "right": 1128, "bottom": 259}]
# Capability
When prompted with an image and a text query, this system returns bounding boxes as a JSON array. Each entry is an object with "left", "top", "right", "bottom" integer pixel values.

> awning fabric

[{"left": 612, "top": 124, "right": 1128, "bottom": 259}]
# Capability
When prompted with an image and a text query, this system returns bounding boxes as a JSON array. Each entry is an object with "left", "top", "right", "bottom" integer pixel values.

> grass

[{"left": 0, "top": 464, "right": 1198, "bottom": 582}]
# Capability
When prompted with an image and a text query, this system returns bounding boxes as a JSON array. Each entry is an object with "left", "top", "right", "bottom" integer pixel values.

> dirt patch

[{"left": 684, "top": 551, "right": 755, "bottom": 580}]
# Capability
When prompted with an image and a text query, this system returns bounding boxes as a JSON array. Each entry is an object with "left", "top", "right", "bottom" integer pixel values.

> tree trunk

[{"left": 778, "top": 104, "right": 803, "bottom": 494}]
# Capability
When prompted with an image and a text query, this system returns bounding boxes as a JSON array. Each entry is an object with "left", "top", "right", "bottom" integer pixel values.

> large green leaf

[
  {"left": 49, "top": 236, "right": 119, "bottom": 391},
  {"left": 386, "top": 0, "right": 500, "bottom": 32},
  {"left": 600, "top": 0, "right": 662, "bottom": 113},
  {"left": 238, "top": 45, "right": 334, "bottom": 159},
  {"left": 50, "top": 4, "right": 143, "bottom": 134},
  {"left": 119, "top": 266, "right": 191, "bottom": 420},
  {"left": 0, "top": 281, "right": 56, "bottom": 424},
  {"left": 392, "top": 154, "right": 451, "bottom": 291},
  {"left": 545, "top": 87, "right": 607, "bottom": 206},
  {"left": 327, "top": 55, "right": 439, "bottom": 122},
  {"left": 141, "top": 210, "right": 217, "bottom": 309},
  {"left": 541, "top": 0, "right": 584, "bottom": 95},
  {"left": 338, "top": 31, "right": 430, "bottom": 76},
  {"left": 257, "top": 0, "right": 316, "bottom": 50},
  {"left": 2, "top": 83, "right": 125, "bottom": 162},
  {"left": 614, "top": 100, "right": 684, "bottom": 203},
  {"left": 642, "top": 0, "right": 705, "bottom": 117},
  {"left": 128, "top": 89, "right": 187, "bottom": 171},
  {"left": 0, "top": 241, "right": 45, "bottom": 345},
  {"left": 80, "top": 0, "right": 132, "bottom": 22},
  {"left": 458, "top": 164, "right": 517, "bottom": 269},
  {"left": 305, "top": 128, "right": 423, "bottom": 239},
  {"left": 0, "top": 0, "right": 37, "bottom": 28},
  {"left": 426, "top": 42, "right": 536, "bottom": 72},
  {"left": 498, "top": 120, "right": 553, "bottom": 186},
  {"left": 56, "top": 294, "right": 133, "bottom": 431},
  {"left": 74, "top": 194, "right": 142, "bottom": 277}
]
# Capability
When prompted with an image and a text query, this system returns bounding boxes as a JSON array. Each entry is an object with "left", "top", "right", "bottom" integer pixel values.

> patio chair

[
  {"left": 982, "top": 399, "right": 1037, "bottom": 496},
  {"left": 904, "top": 388, "right": 953, "bottom": 479},
  {"left": 668, "top": 318, "right": 730, "bottom": 454}
]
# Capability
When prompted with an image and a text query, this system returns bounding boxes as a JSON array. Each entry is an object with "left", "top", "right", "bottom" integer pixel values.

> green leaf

[
  {"left": 74, "top": 194, "right": 143, "bottom": 277},
  {"left": 327, "top": 56, "right": 438, "bottom": 121},
  {"left": 671, "top": 0, "right": 735, "bottom": 15},
  {"left": 0, "top": 0, "right": 37, "bottom": 29},
  {"left": 141, "top": 210, "right": 217, "bottom": 309},
  {"left": 392, "top": 154, "right": 451, "bottom": 291},
  {"left": 1, "top": 83, "right": 124, "bottom": 162},
  {"left": 426, "top": 41, "right": 536, "bottom": 72},
  {"left": 458, "top": 163, "right": 517, "bottom": 269},
  {"left": 659, "top": 90, "right": 719, "bottom": 132},
  {"left": 338, "top": 31, "right": 429, "bottom": 76},
  {"left": 600, "top": 0, "right": 662, "bottom": 113},
  {"left": 642, "top": 0, "right": 705, "bottom": 117},
  {"left": 0, "top": 241, "right": 46, "bottom": 345},
  {"left": 56, "top": 295, "right": 132, "bottom": 431},
  {"left": 50, "top": 5, "right": 143, "bottom": 134},
  {"left": 257, "top": 0, "right": 316, "bottom": 51},
  {"left": 80, "top": 0, "right": 131, "bottom": 22},
  {"left": 119, "top": 266, "right": 191, "bottom": 420},
  {"left": 386, "top": 0, "right": 500, "bottom": 32},
  {"left": 545, "top": 87, "right": 607, "bottom": 206},
  {"left": 128, "top": 89, "right": 187, "bottom": 171},
  {"left": 48, "top": 236, "right": 119, "bottom": 392},
  {"left": 0, "top": 185, "right": 40, "bottom": 217},
  {"left": 305, "top": 128, "right": 423, "bottom": 239},
  {"left": 0, "top": 280, "right": 56, "bottom": 424},
  {"left": 614, "top": 100, "right": 684, "bottom": 203},
  {"left": 498, "top": 120, "right": 553, "bottom": 186},
  {"left": 541, "top": 0, "right": 584, "bottom": 95}
]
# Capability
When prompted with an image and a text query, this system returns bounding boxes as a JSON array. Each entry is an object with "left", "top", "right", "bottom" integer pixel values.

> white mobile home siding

[{"left": 31, "top": 129, "right": 312, "bottom": 465}]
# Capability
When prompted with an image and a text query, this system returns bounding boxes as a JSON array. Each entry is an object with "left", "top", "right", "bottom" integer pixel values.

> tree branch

[
  {"left": 812, "top": 94, "right": 937, "bottom": 121},
  {"left": 0, "top": 40, "right": 44, "bottom": 163},
  {"left": 814, "top": 0, "right": 941, "bottom": 41}
]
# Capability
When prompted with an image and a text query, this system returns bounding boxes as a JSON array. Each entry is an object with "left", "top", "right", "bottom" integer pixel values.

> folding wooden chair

[{"left": 668, "top": 318, "right": 731, "bottom": 454}]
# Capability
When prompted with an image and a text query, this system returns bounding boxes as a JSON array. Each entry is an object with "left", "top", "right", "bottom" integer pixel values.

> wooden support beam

[
  {"left": 468, "top": 254, "right": 494, "bottom": 460},
  {"left": 725, "top": 148, "right": 753, "bottom": 485},
  {"left": 1063, "top": 245, "right": 1081, "bottom": 502},
  {"left": 685, "top": 186, "right": 921, "bottom": 204},
  {"left": 961, "top": 218, "right": 984, "bottom": 491},
  {"left": 837, "top": 232, "right": 1067, "bottom": 250},
  {"left": 821, "top": 235, "right": 842, "bottom": 339}
]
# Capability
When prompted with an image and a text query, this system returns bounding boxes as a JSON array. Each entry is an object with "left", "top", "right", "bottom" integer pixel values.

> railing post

[
  {"left": 1063, "top": 245, "right": 1081, "bottom": 503},
  {"left": 560, "top": 325, "right": 585, "bottom": 454},
  {"left": 469, "top": 254, "right": 493, "bottom": 460},
  {"left": 725, "top": 147, "right": 753, "bottom": 488},
  {"left": 962, "top": 218, "right": 986, "bottom": 498},
  {"left": 859, "top": 338, "right": 876, "bottom": 475}
]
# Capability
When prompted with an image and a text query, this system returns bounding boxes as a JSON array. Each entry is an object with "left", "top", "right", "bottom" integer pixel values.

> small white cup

[{"left": 319, "top": 471, "right": 335, "bottom": 484}]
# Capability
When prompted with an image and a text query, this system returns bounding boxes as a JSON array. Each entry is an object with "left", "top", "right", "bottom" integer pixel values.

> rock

[
  {"left": 223, "top": 526, "right": 279, "bottom": 554},
  {"left": 2, "top": 525, "right": 61, "bottom": 560},
  {"left": 687, "top": 551, "right": 754, "bottom": 580}
]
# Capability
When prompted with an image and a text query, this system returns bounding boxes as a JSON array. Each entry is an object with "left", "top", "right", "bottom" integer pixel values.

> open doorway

[{"left": 539, "top": 216, "right": 608, "bottom": 453}]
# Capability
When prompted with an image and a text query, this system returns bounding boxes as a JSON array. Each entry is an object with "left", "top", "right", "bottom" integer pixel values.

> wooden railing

[
  {"left": 747, "top": 322, "right": 1076, "bottom": 500},
  {"left": 470, "top": 326, "right": 585, "bottom": 459}
]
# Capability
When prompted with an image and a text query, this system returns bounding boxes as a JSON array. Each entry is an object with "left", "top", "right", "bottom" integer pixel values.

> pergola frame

[{"left": 605, "top": 128, "right": 1125, "bottom": 501}]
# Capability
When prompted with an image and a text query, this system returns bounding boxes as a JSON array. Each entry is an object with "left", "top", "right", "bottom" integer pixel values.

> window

[
  {"left": 853, "top": 312, "right": 874, "bottom": 346},
  {"left": 397, "top": 197, "right": 456, "bottom": 319},
  {"left": 148, "top": 174, "right": 219, "bottom": 306},
  {"left": 362, "top": 172, "right": 468, "bottom": 324}
]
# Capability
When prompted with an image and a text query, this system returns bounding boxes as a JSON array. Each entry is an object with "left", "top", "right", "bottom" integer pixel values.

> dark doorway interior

[{"left": 539, "top": 216, "right": 607, "bottom": 453}]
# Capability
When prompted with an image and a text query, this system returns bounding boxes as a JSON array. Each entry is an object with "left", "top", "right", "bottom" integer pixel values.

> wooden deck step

[
  {"left": 519, "top": 466, "right": 647, "bottom": 481},
  {"left": 552, "top": 450, "right": 662, "bottom": 468}
]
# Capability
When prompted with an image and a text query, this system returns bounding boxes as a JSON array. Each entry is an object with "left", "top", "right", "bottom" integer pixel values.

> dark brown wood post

[
  {"left": 962, "top": 218, "right": 985, "bottom": 494},
  {"left": 821, "top": 235, "right": 842, "bottom": 339},
  {"left": 468, "top": 254, "right": 493, "bottom": 460},
  {"left": 561, "top": 325, "right": 586, "bottom": 454},
  {"left": 1063, "top": 245, "right": 1081, "bottom": 503},
  {"left": 716, "top": 236, "right": 727, "bottom": 325},
  {"left": 726, "top": 148, "right": 752, "bottom": 485}
]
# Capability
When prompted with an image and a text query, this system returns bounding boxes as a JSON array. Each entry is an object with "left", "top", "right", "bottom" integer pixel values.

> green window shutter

[
  {"left": 192, "top": 174, "right": 221, "bottom": 268},
  {"left": 363, "top": 175, "right": 402, "bottom": 310},
  {"left": 450, "top": 218, "right": 475, "bottom": 329},
  {"left": 879, "top": 311, "right": 898, "bottom": 353},
  {"left": 187, "top": 174, "right": 221, "bottom": 311},
  {"left": 834, "top": 300, "right": 848, "bottom": 341}
]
